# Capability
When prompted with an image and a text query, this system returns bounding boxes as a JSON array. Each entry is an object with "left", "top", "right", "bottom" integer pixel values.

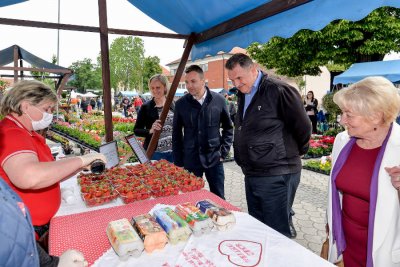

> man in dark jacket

[
  {"left": 225, "top": 53, "right": 311, "bottom": 238},
  {"left": 173, "top": 65, "right": 233, "bottom": 199}
]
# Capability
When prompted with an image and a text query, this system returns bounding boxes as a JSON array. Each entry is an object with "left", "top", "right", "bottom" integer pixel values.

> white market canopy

[
  {"left": 333, "top": 59, "right": 400, "bottom": 85},
  {"left": 80, "top": 92, "right": 98, "bottom": 98}
]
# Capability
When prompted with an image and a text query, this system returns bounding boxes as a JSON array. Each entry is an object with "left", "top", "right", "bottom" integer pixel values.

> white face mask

[{"left": 26, "top": 106, "right": 53, "bottom": 131}]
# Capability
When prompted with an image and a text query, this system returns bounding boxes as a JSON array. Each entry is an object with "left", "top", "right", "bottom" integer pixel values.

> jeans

[
  {"left": 151, "top": 151, "right": 174, "bottom": 163},
  {"left": 187, "top": 162, "right": 225, "bottom": 199},
  {"left": 244, "top": 172, "right": 301, "bottom": 237}
]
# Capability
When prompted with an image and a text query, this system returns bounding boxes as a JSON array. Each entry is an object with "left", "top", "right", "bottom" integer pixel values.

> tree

[
  {"left": 68, "top": 58, "right": 102, "bottom": 93},
  {"left": 322, "top": 92, "right": 341, "bottom": 123},
  {"left": 247, "top": 7, "right": 400, "bottom": 77},
  {"left": 30, "top": 55, "right": 59, "bottom": 89},
  {"left": 108, "top": 36, "right": 145, "bottom": 93},
  {"left": 0, "top": 79, "right": 10, "bottom": 103},
  {"left": 142, "top": 56, "right": 162, "bottom": 93},
  {"left": 0, "top": 79, "right": 10, "bottom": 92}
]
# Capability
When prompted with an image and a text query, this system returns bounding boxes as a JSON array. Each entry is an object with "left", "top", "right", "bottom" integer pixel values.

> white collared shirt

[{"left": 195, "top": 89, "right": 207, "bottom": 105}]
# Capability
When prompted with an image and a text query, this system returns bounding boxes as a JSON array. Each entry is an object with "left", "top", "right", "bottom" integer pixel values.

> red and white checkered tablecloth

[{"left": 49, "top": 189, "right": 240, "bottom": 266}]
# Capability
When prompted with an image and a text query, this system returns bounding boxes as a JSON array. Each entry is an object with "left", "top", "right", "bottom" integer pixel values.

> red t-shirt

[
  {"left": 336, "top": 143, "right": 380, "bottom": 267},
  {"left": 134, "top": 98, "right": 143, "bottom": 107},
  {"left": 0, "top": 115, "right": 61, "bottom": 226}
]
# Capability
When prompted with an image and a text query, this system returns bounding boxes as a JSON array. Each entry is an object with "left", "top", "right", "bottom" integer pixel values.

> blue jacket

[
  {"left": 0, "top": 178, "right": 40, "bottom": 267},
  {"left": 172, "top": 87, "right": 233, "bottom": 169}
]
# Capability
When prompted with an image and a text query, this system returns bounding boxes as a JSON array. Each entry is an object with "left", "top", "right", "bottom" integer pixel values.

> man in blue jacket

[
  {"left": 225, "top": 53, "right": 311, "bottom": 238},
  {"left": 173, "top": 65, "right": 233, "bottom": 199}
]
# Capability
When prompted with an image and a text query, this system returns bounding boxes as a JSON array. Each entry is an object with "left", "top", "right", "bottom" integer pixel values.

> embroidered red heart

[{"left": 218, "top": 240, "right": 262, "bottom": 266}]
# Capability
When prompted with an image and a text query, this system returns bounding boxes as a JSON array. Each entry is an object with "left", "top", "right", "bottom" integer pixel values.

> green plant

[
  {"left": 324, "top": 127, "right": 344, "bottom": 137},
  {"left": 322, "top": 92, "right": 341, "bottom": 123}
]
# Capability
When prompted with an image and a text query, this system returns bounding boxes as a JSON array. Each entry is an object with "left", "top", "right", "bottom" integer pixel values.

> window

[
  {"left": 170, "top": 69, "right": 176, "bottom": 75},
  {"left": 200, "top": 64, "right": 208, "bottom": 72},
  {"left": 179, "top": 82, "right": 186, "bottom": 89}
]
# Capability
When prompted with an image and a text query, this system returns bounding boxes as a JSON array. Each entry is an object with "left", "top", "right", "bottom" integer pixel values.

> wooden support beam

[
  {"left": 0, "top": 17, "right": 188, "bottom": 39},
  {"left": 13, "top": 45, "right": 18, "bottom": 83},
  {"left": 19, "top": 59, "right": 23, "bottom": 80},
  {"left": 146, "top": 33, "right": 196, "bottom": 159},
  {"left": 0, "top": 66, "right": 72, "bottom": 74},
  {"left": 98, "top": 0, "right": 113, "bottom": 143},
  {"left": 195, "top": 0, "right": 311, "bottom": 43},
  {"left": 56, "top": 73, "right": 71, "bottom": 96},
  {"left": 0, "top": 74, "right": 62, "bottom": 79}
]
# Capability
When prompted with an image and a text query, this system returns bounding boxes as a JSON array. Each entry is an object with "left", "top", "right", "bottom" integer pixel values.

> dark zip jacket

[
  {"left": 234, "top": 73, "right": 311, "bottom": 176},
  {"left": 173, "top": 87, "right": 233, "bottom": 169}
]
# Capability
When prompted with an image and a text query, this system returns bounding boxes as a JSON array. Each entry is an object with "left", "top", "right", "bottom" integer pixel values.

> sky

[{"left": 0, "top": 0, "right": 185, "bottom": 69}]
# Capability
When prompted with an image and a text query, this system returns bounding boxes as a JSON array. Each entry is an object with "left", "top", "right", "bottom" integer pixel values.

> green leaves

[
  {"left": 68, "top": 58, "right": 102, "bottom": 92},
  {"left": 108, "top": 37, "right": 162, "bottom": 93},
  {"left": 248, "top": 7, "right": 400, "bottom": 77}
]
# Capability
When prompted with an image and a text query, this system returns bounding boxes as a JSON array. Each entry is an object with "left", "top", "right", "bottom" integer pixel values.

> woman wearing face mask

[{"left": 0, "top": 80, "right": 107, "bottom": 246}]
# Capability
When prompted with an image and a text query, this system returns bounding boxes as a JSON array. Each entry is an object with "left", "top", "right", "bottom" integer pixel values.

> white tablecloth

[{"left": 93, "top": 211, "right": 333, "bottom": 267}]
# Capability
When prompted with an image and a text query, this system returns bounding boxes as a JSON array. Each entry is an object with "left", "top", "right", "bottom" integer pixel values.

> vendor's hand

[
  {"left": 149, "top": 119, "right": 163, "bottom": 134},
  {"left": 78, "top": 153, "right": 107, "bottom": 168},
  {"left": 384, "top": 165, "right": 400, "bottom": 190},
  {"left": 58, "top": 249, "right": 88, "bottom": 267}
]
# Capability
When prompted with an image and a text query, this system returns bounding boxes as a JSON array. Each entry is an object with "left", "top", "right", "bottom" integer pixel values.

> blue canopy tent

[
  {"left": 333, "top": 60, "right": 400, "bottom": 85},
  {"left": 128, "top": 0, "right": 400, "bottom": 61},
  {"left": 175, "top": 89, "right": 188, "bottom": 97},
  {"left": 4, "top": 0, "right": 400, "bottom": 61},
  {"left": 117, "top": 90, "right": 139, "bottom": 99},
  {"left": 2, "top": 0, "right": 400, "bottom": 149},
  {"left": 210, "top": 88, "right": 228, "bottom": 95}
]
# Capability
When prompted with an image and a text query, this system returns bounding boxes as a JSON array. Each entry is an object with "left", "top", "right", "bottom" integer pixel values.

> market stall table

[
  {"left": 49, "top": 189, "right": 239, "bottom": 265},
  {"left": 49, "top": 188, "right": 333, "bottom": 267}
]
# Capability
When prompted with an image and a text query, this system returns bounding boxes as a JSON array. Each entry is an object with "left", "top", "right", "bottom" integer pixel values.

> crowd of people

[{"left": 1, "top": 53, "right": 400, "bottom": 267}]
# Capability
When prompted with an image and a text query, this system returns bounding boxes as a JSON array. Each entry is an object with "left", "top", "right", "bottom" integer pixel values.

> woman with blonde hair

[
  {"left": 326, "top": 76, "right": 400, "bottom": 267},
  {"left": 0, "top": 80, "right": 106, "bottom": 246},
  {"left": 134, "top": 74, "right": 174, "bottom": 162}
]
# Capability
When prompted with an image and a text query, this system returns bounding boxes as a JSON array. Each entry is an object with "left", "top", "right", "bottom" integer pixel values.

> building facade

[{"left": 166, "top": 52, "right": 234, "bottom": 91}]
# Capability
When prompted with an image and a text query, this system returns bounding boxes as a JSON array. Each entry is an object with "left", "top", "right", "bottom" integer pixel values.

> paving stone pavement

[{"left": 204, "top": 160, "right": 329, "bottom": 256}]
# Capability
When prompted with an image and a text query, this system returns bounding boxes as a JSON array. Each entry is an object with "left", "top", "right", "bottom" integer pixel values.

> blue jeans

[
  {"left": 244, "top": 172, "right": 300, "bottom": 237},
  {"left": 187, "top": 162, "right": 225, "bottom": 199},
  {"left": 151, "top": 151, "right": 174, "bottom": 163}
]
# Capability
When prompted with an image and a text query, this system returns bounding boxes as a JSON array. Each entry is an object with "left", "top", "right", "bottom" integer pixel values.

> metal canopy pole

[
  {"left": 146, "top": 33, "right": 195, "bottom": 159},
  {"left": 98, "top": 0, "right": 113, "bottom": 142}
]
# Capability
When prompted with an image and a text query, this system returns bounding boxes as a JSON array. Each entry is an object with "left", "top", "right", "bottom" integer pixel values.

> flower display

[
  {"left": 50, "top": 113, "right": 135, "bottom": 152},
  {"left": 305, "top": 135, "right": 335, "bottom": 158},
  {"left": 303, "top": 155, "right": 332, "bottom": 175}
]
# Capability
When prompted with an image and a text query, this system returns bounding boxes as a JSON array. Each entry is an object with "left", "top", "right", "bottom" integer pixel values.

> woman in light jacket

[{"left": 326, "top": 76, "right": 400, "bottom": 267}]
